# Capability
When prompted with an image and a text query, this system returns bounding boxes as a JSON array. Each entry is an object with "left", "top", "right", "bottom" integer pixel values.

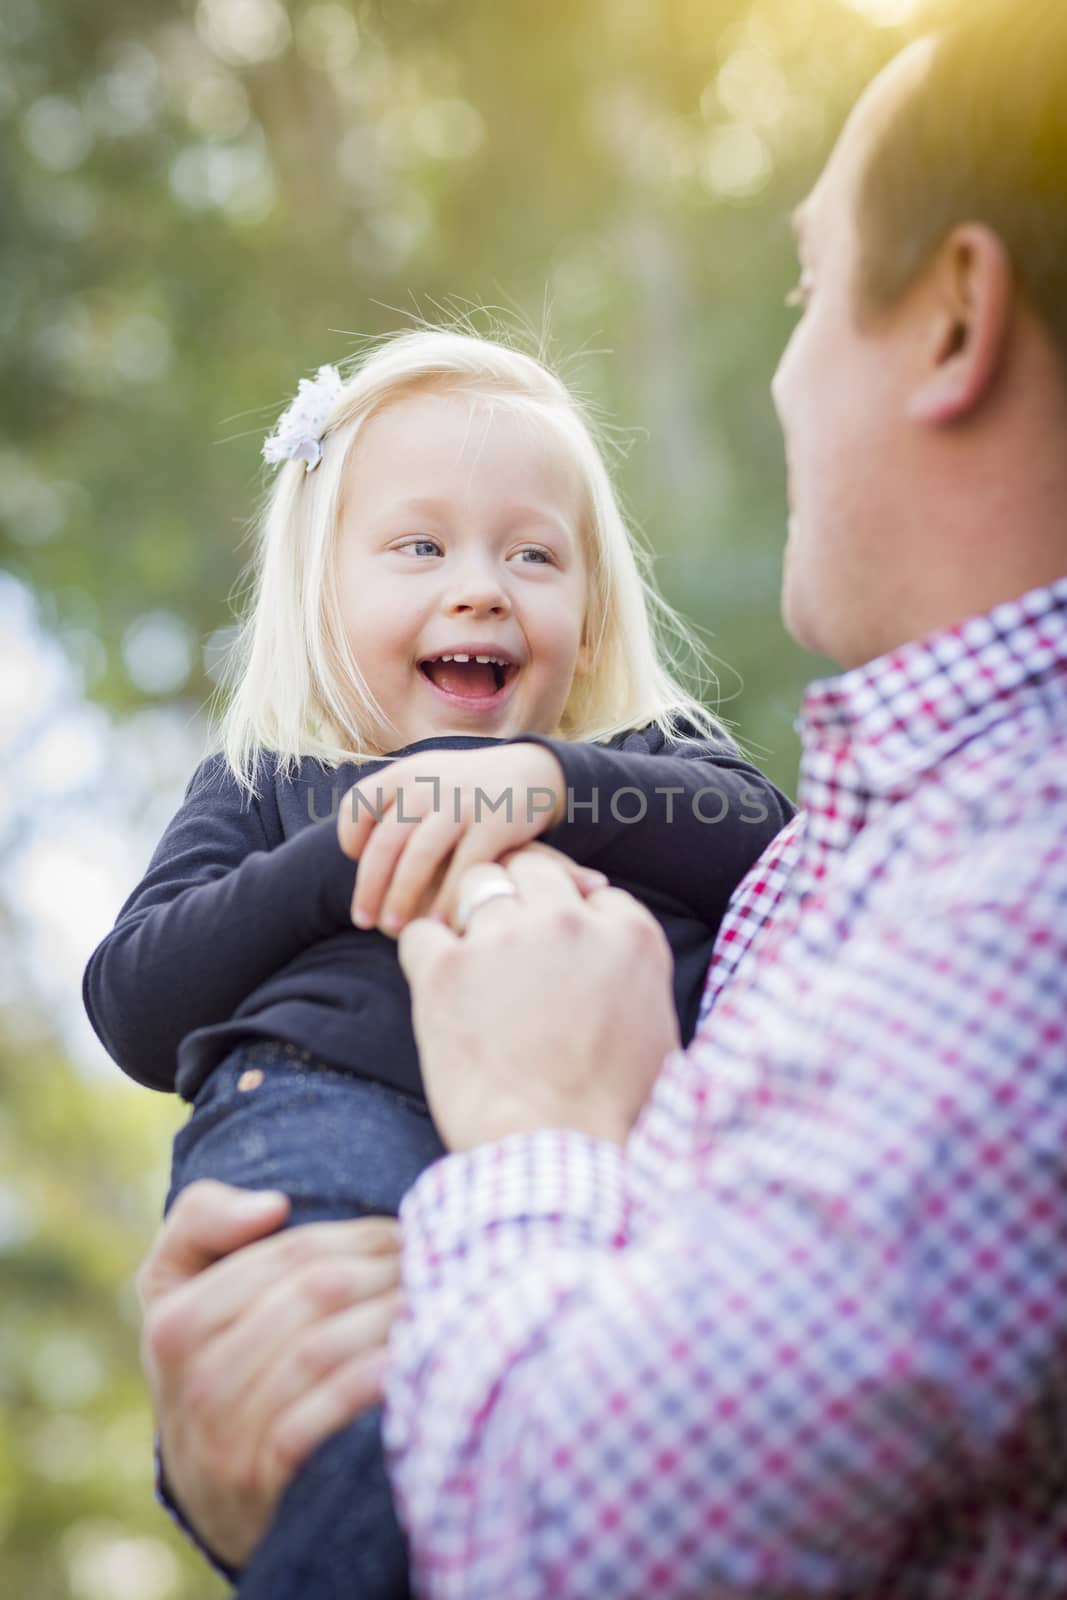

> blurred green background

[{"left": 2, "top": 0, "right": 923, "bottom": 1593}]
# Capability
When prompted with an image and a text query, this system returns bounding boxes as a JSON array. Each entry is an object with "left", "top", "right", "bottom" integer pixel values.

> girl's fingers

[
  {"left": 377, "top": 813, "right": 465, "bottom": 934},
  {"left": 337, "top": 775, "right": 397, "bottom": 862},
  {"left": 407, "top": 857, "right": 451, "bottom": 923},
  {"left": 350, "top": 801, "right": 416, "bottom": 928}
]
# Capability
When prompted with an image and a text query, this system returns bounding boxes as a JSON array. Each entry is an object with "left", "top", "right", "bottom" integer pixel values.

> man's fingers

[
  {"left": 142, "top": 1214, "right": 401, "bottom": 1369},
  {"left": 397, "top": 915, "right": 457, "bottom": 984},
  {"left": 494, "top": 845, "right": 586, "bottom": 916},
  {"left": 249, "top": 1292, "right": 404, "bottom": 1475},
  {"left": 580, "top": 881, "right": 679, "bottom": 988},
  {"left": 267, "top": 1338, "right": 395, "bottom": 1479},
  {"left": 429, "top": 839, "right": 607, "bottom": 925},
  {"left": 177, "top": 1216, "right": 401, "bottom": 1335},
  {"left": 430, "top": 826, "right": 513, "bottom": 924},
  {"left": 137, "top": 1182, "right": 290, "bottom": 1310},
  {"left": 582, "top": 881, "right": 644, "bottom": 917},
  {"left": 175, "top": 1254, "right": 403, "bottom": 1420},
  {"left": 518, "top": 842, "right": 609, "bottom": 896}
]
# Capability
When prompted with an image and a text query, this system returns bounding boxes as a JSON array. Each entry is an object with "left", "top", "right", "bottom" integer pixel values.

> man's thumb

[{"left": 137, "top": 1181, "right": 289, "bottom": 1306}]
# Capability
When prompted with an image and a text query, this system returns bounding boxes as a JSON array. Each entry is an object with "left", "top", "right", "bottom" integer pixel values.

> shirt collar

[{"left": 797, "top": 574, "right": 1067, "bottom": 801}]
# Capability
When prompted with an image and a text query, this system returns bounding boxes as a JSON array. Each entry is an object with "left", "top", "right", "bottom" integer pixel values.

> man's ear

[{"left": 908, "top": 224, "right": 1014, "bottom": 425}]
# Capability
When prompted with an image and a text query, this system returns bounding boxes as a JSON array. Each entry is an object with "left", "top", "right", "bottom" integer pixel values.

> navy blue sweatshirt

[{"left": 82, "top": 724, "right": 794, "bottom": 1102}]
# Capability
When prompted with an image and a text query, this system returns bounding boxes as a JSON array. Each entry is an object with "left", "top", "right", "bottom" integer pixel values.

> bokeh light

[
  {"left": 121, "top": 611, "right": 196, "bottom": 696},
  {"left": 196, "top": 0, "right": 292, "bottom": 66},
  {"left": 839, "top": 0, "right": 926, "bottom": 26}
]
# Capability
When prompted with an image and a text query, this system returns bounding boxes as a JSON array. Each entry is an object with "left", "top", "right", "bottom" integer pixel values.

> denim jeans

[{"left": 165, "top": 1038, "right": 448, "bottom": 1599}]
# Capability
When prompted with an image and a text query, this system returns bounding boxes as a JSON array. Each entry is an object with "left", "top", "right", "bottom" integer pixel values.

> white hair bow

[{"left": 262, "top": 364, "right": 344, "bottom": 472}]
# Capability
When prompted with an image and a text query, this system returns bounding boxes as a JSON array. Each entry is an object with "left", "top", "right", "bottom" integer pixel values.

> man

[{"left": 139, "top": 1, "right": 1067, "bottom": 1592}]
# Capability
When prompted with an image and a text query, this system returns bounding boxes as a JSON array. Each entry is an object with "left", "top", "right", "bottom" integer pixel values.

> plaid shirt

[{"left": 385, "top": 577, "right": 1067, "bottom": 1598}]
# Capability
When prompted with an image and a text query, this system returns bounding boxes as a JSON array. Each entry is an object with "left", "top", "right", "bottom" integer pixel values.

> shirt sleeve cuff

[
  {"left": 398, "top": 1128, "right": 630, "bottom": 1295},
  {"left": 626, "top": 1045, "right": 715, "bottom": 1231}
]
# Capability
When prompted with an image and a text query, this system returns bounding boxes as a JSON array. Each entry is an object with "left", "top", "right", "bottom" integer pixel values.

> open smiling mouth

[{"left": 418, "top": 653, "right": 519, "bottom": 701}]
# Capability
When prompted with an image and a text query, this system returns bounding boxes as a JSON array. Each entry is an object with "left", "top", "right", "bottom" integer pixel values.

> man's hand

[
  {"left": 337, "top": 743, "right": 574, "bottom": 934},
  {"left": 397, "top": 849, "right": 680, "bottom": 1151},
  {"left": 137, "top": 1182, "right": 403, "bottom": 1569}
]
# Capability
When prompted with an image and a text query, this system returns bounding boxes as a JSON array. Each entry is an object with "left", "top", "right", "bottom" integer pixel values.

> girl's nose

[{"left": 443, "top": 573, "right": 511, "bottom": 618}]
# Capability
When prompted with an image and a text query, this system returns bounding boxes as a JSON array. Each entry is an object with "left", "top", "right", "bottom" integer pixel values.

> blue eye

[
  {"left": 517, "top": 547, "right": 552, "bottom": 565},
  {"left": 400, "top": 537, "right": 442, "bottom": 558}
]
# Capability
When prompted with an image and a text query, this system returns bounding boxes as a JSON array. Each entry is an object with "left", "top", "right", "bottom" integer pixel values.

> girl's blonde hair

[{"left": 210, "top": 327, "right": 727, "bottom": 797}]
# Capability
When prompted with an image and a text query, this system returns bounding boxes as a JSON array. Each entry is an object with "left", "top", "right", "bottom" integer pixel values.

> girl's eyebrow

[
  {"left": 381, "top": 496, "right": 576, "bottom": 540},
  {"left": 384, "top": 496, "right": 449, "bottom": 519},
  {"left": 501, "top": 506, "right": 576, "bottom": 542}
]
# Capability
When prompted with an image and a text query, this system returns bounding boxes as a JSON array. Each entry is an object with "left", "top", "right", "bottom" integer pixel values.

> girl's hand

[
  {"left": 138, "top": 1183, "right": 403, "bottom": 1569},
  {"left": 337, "top": 744, "right": 596, "bottom": 935}
]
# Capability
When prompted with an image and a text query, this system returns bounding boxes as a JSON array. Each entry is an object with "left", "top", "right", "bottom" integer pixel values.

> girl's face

[{"left": 334, "top": 389, "right": 592, "bottom": 749}]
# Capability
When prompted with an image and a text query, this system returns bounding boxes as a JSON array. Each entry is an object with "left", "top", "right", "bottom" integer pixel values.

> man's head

[{"left": 773, "top": 0, "right": 1067, "bottom": 669}]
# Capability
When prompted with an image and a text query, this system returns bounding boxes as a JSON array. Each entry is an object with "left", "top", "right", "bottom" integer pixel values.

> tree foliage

[{"left": 2, "top": 0, "right": 912, "bottom": 1591}]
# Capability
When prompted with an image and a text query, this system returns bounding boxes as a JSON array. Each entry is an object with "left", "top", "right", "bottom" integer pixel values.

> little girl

[{"left": 83, "top": 329, "right": 792, "bottom": 1598}]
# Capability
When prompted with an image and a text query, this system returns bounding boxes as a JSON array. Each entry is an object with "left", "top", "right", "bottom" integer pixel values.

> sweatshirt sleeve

[
  {"left": 514, "top": 726, "right": 795, "bottom": 927},
  {"left": 81, "top": 753, "right": 359, "bottom": 1093}
]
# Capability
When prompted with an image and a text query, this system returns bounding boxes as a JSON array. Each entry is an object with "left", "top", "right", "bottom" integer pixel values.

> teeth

[{"left": 430, "top": 653, "right": 508, "bottom": 666}]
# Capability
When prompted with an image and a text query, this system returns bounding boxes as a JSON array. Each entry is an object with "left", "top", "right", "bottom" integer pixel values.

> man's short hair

[{"left": 854, "top": 0, "right": 1067, "bottom": 354}]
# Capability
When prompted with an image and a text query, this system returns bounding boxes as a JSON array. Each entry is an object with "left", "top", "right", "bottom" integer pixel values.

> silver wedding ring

[{"left": 455, "top": 869, "right": 519, "bottom": 935}]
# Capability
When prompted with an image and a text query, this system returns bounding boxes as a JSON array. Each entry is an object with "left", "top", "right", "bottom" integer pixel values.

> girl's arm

[
  {"left": 82, "top": 754, "right": 358, "bottom": 1092},
  {"left": 514, "top": 724, "right": 795, "bottom": 927},
  {"left": 341, "top": 729, "right": 794, "bottom": 935}
]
